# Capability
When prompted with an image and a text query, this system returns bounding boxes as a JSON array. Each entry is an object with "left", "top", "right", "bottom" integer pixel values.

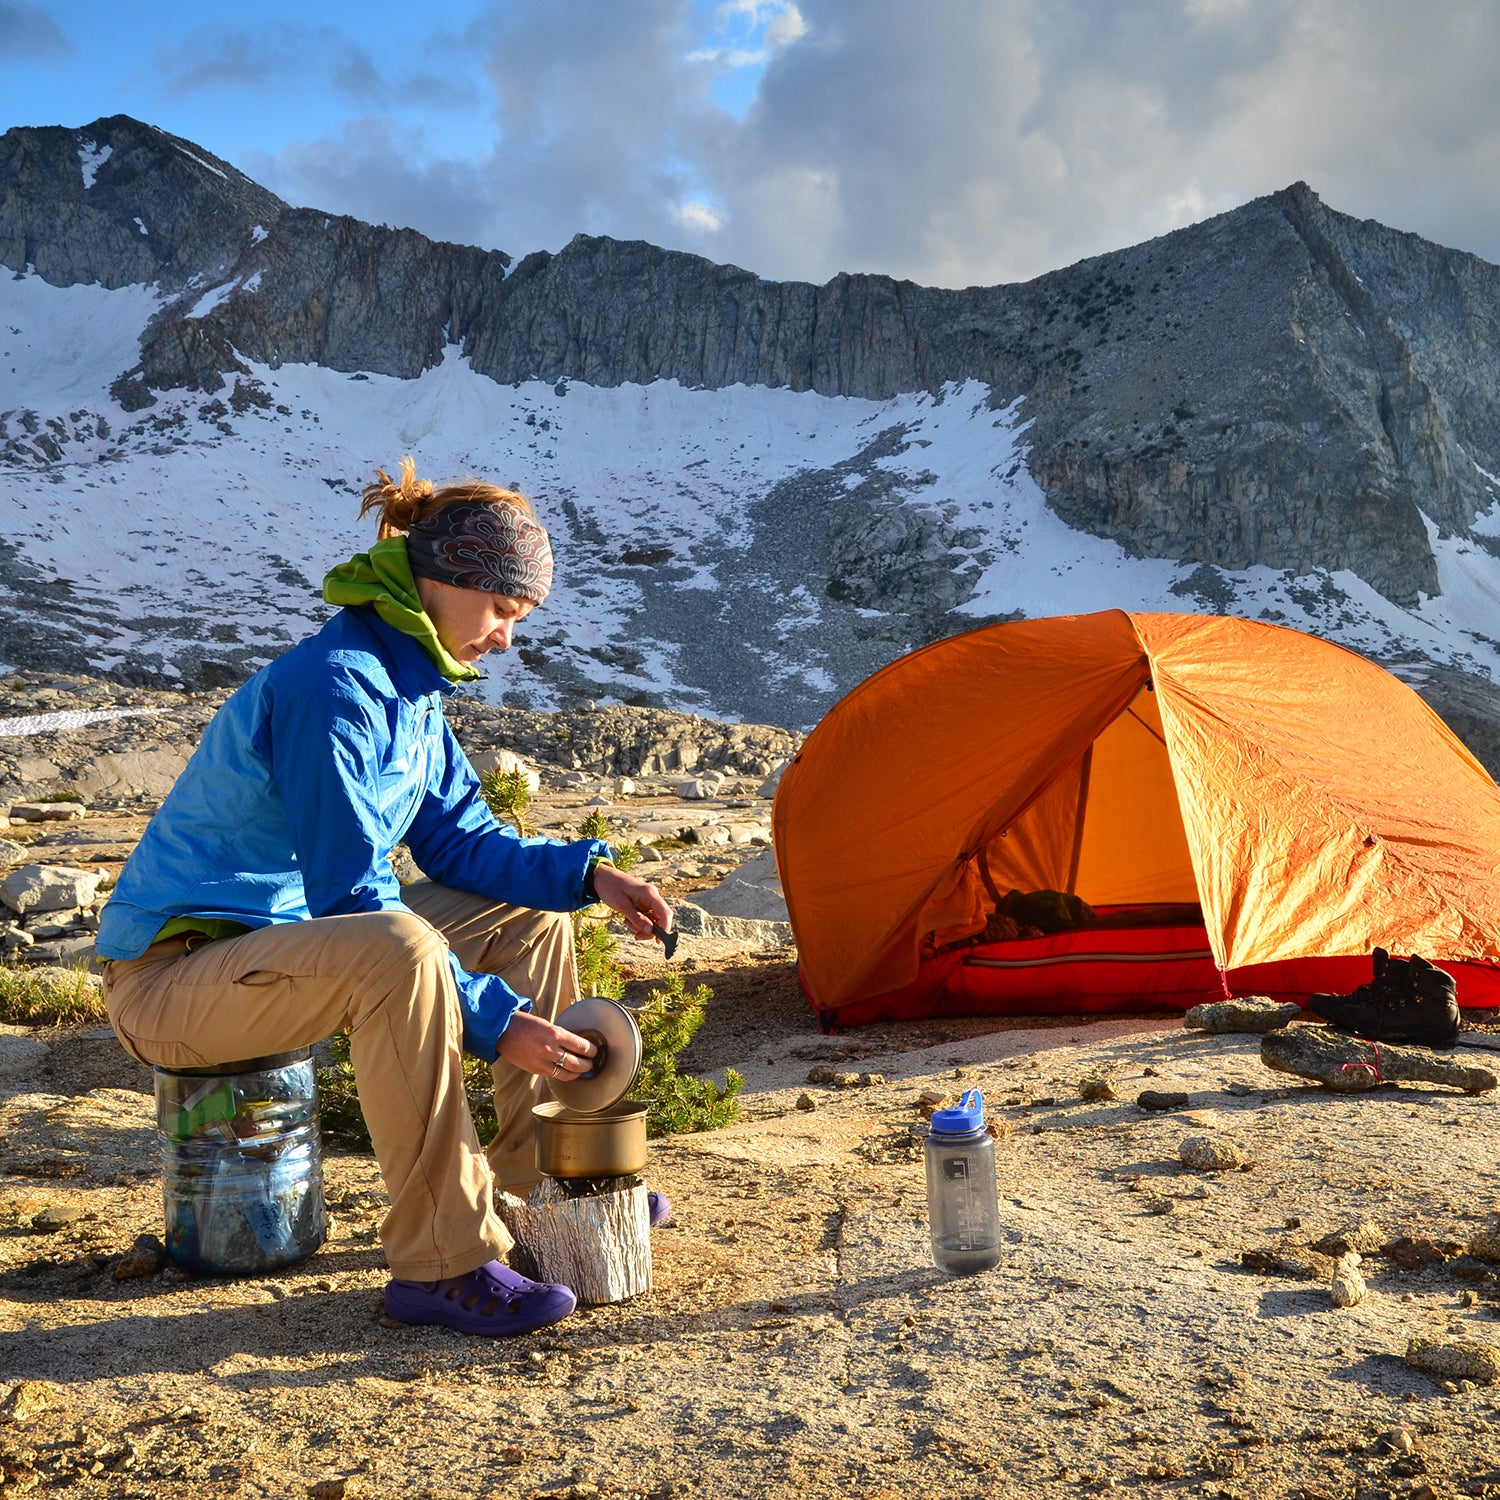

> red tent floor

[{"left": 801, "top": 913, "right": 1500, "bottom": 1031}]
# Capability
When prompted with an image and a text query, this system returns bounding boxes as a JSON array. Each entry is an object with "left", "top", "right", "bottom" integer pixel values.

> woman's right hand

[{"left": 495, "top": 1010, "right": 599, "bottom": 1080}]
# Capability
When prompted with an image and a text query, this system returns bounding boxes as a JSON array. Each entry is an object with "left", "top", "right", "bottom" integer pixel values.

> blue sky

[
  {"left": 0, "top": 0, "right": 769, "bottom": 170},
  {"left": 4, "top": 0, "right": 1500, "bottom": 288}
]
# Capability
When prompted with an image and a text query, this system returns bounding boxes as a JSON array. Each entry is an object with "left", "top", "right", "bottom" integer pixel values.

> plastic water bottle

[
  {"left": 924, "top": 1088, "right": 1002, "bottom": 1275},
  {"left": 154, "top": 1049, "right": 327, "bottom": 1275}
]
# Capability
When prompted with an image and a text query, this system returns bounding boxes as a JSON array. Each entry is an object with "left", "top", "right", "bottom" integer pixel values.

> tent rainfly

[{"left": 771, "top": 610, "right": 1500, "bottom": 1028}]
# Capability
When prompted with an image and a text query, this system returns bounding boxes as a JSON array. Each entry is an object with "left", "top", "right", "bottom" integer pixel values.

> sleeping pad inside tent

[{"left": 770, "top": 610, "right": 1500, "bottom": 1029}]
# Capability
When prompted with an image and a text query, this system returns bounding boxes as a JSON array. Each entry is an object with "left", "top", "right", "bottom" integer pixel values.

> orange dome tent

[{"left": 771, "top": 610, "right": 1500, "bottom": 1028}]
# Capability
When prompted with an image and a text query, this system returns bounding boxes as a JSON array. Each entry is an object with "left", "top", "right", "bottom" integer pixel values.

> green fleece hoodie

[{"left": 322, "top": 536, "right": 480, "bottom": 684}]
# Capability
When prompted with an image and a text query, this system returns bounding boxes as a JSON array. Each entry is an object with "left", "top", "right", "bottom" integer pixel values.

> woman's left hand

[
  {"left": 591, "top": 862, "right": 672, "bottom": 944},
  {"left": 495, "top": 1010, "right": 599, "bottom": 1077}
]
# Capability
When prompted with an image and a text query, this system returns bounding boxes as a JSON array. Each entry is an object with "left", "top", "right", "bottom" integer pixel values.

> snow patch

[
  {"left": 250, "top": 225, "right": 269, "bottom": 245},
  {"left": 0, "top": 272, "right": 161, "bottom": 411},
  {"left": 132, "top": 217, "right": 148, "bottom": 237},
  {"left": 77, "top": 140, "right": 112, "bottom": 190},
  {"left": 187, "top": 273, "right": 262, "bottom": 319},
  {"left": 176, "top": 146, "right": 227, "bottom": 180},
  {"left": 0, "top": 708, "right": 167, "bottom": 739},
  {"left": 187, "top": 282, "right": 235, "bottom": 320}
]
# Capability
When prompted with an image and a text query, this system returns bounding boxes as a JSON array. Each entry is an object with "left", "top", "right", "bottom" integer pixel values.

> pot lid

[{"left": 548, "top": 997, "right": 643, "bottom": 1114}]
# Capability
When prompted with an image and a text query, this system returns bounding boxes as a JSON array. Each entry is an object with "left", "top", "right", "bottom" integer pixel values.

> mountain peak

[{"left": 0, "top": 115, "right": 286, "bottom": 293}]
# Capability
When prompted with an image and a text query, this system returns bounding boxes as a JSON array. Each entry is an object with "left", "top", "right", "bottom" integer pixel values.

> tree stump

[
  {"left": 1259, "top": 1025, "right": 1498, "bottom": 1095},
  {"left": 496, "top": 1176, "right": 652, "bottom": 1305}
]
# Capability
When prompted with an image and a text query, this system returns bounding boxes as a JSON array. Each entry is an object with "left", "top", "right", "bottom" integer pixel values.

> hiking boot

[
  {"left": 1308, "top": 946, "right": 1407, "bottom": 1023},
  {"left": 1310, "top": 947, "right": 1460, "bottom": 1048}
]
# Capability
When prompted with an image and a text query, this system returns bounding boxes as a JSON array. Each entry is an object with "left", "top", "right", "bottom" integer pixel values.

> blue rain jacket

[{"left": 97, "top": 606, "right": 607, "bottom": 1059}]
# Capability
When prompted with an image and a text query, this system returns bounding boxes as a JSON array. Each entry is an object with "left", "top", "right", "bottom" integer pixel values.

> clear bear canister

[{"left": 154, "top": 1049, "right": 327, "bottom": 1274}]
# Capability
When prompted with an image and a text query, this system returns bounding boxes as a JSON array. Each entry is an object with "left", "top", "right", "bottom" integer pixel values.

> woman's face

[{"left": 415, "top": 576, "right": 536, "bottom": 664}]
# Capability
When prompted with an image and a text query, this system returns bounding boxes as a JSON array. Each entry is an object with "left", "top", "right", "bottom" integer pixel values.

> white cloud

[
  {"left": 764, "top": 5, "right": 808, "bottom": 48},
  {"left": 688, "top": 45, "right": 770, "bottom": 68},
  {"left": 673, "top": 198, "right": 727, "bottom": 233}
]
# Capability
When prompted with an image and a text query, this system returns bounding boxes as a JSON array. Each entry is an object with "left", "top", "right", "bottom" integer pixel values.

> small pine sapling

[
  {"left": 575, "top": 807, "right": 641, "bottom": 871},
  {"left": 479, "top": 766, "right": 534, "bottom": 837},
  {"left": 574, "top": 915, "right": 626, "bottom": 1000},
  {"left": 632, "top": 972, "right": 742, "bottom": 1137}
]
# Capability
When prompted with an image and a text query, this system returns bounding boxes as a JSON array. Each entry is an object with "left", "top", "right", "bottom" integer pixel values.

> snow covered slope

[{"left": 4, "top": 270, "right": 1500, "bottom": 731}]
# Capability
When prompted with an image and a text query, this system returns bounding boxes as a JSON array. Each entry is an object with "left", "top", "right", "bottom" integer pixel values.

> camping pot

[{"left": 532, "top": 1100, "right": 649, "bottom": 1179}]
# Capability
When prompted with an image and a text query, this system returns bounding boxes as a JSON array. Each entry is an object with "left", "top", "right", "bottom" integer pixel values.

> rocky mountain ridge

[{"left": 6, "top": 117, "right": 1500, "bottom": 609}]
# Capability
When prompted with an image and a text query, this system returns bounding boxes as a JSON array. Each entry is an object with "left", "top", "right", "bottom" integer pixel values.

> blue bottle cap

[{"left": 929, "top": 1087, "right": 985, "bottom": 1135}]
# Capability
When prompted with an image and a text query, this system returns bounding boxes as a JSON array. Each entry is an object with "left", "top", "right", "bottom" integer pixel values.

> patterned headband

[{"left": 404, "top": 501, "right": 554, "bottom": 604}]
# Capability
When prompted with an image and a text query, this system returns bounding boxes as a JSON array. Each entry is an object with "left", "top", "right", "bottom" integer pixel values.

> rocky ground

[{"left": 4, "top": 674, "right": 1500, "bottom": 1500}]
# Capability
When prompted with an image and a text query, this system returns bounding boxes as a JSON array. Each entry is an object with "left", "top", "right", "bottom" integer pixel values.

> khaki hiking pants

[{"left": 101, "top": 881, "right": 580, "bottom": 1281}]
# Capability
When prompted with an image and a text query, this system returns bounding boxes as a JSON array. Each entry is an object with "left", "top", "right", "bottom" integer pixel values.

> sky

[{"left": 2, "top": 0, "right": 1499, "bottom": 290}]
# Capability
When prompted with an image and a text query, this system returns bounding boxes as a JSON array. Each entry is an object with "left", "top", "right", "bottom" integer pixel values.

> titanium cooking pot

[{"left": 532, "top": 1099, "right": 650, "bottom": 1179}]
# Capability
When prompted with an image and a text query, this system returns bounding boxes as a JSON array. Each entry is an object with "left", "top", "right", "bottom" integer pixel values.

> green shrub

[
  {"left": 461, "top": 1053, "right": 499, "bottom": 1146},
  {"left": 479, "top": 766, "right": 534, "bottom": 837},
  {"left": 632, "top": 972, "right": 742, "bottom": 1138},
  {"left": 316, "top": 1032, "right": 369, "bottom": 1148},
  {"left": 0, "top": 959, "right": 105, "bottom": 1026}
]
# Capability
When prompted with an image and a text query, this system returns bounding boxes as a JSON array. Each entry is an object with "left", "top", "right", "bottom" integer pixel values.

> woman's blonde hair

[{"left": 359, "top": 455, "right": 536, "bottom": 539}]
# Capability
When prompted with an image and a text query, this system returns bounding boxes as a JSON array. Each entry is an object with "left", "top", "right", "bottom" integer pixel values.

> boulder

[
  {"left": 682, "top": 824, "right": 732, "bottom": 846},
  {"left": 1179, "top": 1135, "right": 1248, "bottom": 1172},
  {"left": 1, "top": 863, "right": 102, "bottom": 915},
  {"left": 0, "top": 1025, "right": 49, "bottom": 1080},
  {"left": 670, "top": 900, "right": 793, "bottom": 949},
  {"left": 758, "top": 761, "right": 790, "bottom": 798},
  {"left": 23, "top": 936, "right": 97, "bottom": 967},
  {"left": 9, "top": 801, "right": 86, "bottom": 822},
  {"left": 67, "top": 747, "right": 189, "bottom": 800},
  {"left": 1330, "top": 1253, "right": 1367, "bottom": 1308},
  {"left": 13, "top": 755, "right": 61, "bottom": 787},
  {"left": 1184, "top": 997, "right": 1302, "bottom": 1033},
  {"left": 691, "top": 849, "right": 788, "bottom": 922},
  {"left": 1405, "top": 1337, "right": 1500, "bottom": 1384}
]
